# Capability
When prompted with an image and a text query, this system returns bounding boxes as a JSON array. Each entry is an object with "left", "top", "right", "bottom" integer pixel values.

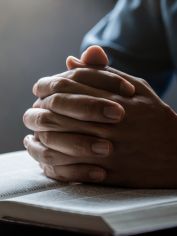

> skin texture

[{"left": 23, "top": 46, "right": 177, "bottom": 188}]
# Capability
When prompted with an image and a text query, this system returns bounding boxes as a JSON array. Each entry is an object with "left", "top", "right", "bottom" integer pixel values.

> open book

[{"left": 1, "top": 151, "right": 177, "bottom": 235}]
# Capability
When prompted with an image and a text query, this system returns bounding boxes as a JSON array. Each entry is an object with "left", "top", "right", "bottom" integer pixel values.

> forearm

[{"left": 81, "top": 0, "right": 174, "bottom": 97}]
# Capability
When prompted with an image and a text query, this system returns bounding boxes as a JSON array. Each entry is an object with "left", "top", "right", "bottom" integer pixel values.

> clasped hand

[{"left": 23, "top": 46, "right": 177, "bottom": 188}]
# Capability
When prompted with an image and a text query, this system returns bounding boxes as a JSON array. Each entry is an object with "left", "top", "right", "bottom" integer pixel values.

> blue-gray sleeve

[{"left": 81, "top": 0, "right": 176, "bottom": 97}]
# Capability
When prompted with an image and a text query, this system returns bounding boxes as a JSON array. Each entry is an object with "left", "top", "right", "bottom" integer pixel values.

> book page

[
  {"left": 0, "top": 151, "right": 64, "bottom": 200},
  {"left": 9, "top": 183, "right": 177, "bottom": 215},
  {"left": 2, "top": 151, "right": 177, "bottom": 215}
]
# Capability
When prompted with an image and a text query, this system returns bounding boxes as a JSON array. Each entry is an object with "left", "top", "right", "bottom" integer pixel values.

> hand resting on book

[{"left": 23, "top": 46, "right": 177, "bottom": 188}]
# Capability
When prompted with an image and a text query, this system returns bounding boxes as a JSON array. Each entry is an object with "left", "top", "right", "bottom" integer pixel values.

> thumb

[
  {"left": 81, "top": 45, "right": 109, "bottom": 66},
  {"left": 66, "top": 45, "right": 109, "bottom": 70},
  {"left": 66, "top": 46, "right": 135, "bottom": 97}
]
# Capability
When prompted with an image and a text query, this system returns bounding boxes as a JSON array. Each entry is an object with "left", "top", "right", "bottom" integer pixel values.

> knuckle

[{"left": 50, "top": 78, "right": 70, "bottom": 93}]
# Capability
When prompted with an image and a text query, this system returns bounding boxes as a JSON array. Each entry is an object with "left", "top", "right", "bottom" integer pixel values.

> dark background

[{"left": 0, "top": 0, "right": 176, "bottom": 153}]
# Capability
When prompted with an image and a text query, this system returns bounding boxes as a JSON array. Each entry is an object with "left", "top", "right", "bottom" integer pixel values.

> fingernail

[
  {"left": 92, "top": 141, "right": 110, "bottom": 156},
  {"left": 89, "top": 169, "right": 106, "bottom": 182},
  {"left": 103, "top": 106, "right": 122, "bottom": 121}
]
